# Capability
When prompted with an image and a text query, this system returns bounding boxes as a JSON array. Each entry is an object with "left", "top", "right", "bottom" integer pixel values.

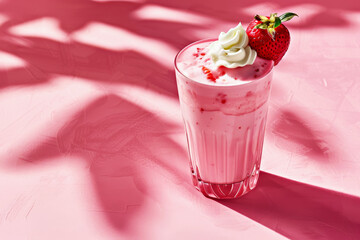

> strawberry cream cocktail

[{"left": 175, "top": 13, "right": 297, "bottom": 199}]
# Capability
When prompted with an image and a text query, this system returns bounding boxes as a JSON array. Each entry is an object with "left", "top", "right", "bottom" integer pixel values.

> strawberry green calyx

[{"left": 254, "top": 12, "right": 298, "bottom": 40}]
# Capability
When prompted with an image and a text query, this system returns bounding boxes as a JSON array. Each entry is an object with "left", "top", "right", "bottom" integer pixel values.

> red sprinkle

[
  {"left": 200, "top": 108, "right": 204, "bottom": 113},
  {"left": 215, "top": 93, "right": 227, "bottom": 104},
  {"left": 207, "top": 75, "right": 216, "bottom": 82},
  {"left": 246, "top": 91, "right": 254, "bottom": 97},
  {"left": 201, "top": 66, "right": 216, "bottom": 82},
  {"left": 200, "top": 53, "right": 206, "bottom": 56}
]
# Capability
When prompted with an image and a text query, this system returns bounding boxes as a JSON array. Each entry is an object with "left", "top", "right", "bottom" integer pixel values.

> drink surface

[{"left": 176, "top": 39, "right": 273, "bottom": 85}]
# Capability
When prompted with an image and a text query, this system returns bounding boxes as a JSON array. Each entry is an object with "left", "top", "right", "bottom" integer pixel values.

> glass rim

[{"left": 174, "top": 38, "right": 274, "bottom": 88}]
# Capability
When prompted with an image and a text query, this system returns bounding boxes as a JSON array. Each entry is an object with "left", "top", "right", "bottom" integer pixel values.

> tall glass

[{"left": 175, "top": 39, "right": 273, "bottom": 199}]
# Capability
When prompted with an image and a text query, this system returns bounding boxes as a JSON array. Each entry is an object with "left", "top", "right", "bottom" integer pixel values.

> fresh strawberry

[{"left": 246, "top": 12, "right": 298, "bottom": 65}]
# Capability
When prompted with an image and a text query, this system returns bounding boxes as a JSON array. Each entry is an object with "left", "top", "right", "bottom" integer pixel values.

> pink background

[{"left": 1, "top": 0, "right": 360, "bottom": 239}]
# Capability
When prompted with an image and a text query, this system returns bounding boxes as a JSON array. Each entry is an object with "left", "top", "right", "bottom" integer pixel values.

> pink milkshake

[{"left": 175, "top": 23, "right": 273, "bottom": 199}]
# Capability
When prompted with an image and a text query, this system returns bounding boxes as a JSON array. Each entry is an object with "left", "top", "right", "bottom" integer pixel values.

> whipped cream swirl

[{"left": 209, "top": 23, "right": 257, "bottom": 68}]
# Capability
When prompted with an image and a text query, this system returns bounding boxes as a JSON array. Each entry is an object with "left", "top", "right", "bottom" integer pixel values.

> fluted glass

[{"left": 175, "top": 39, "right": 273, "bottom": 199}]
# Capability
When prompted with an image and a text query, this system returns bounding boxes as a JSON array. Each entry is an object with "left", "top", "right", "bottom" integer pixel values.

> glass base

[{"left": 191, "top": 166, "right": 260, "bottom": 199}]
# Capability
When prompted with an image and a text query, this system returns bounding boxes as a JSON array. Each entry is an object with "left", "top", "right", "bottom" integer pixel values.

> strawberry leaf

[
  {"left": 269, "top": 13, "right": 277, "bottom": 22},
  {"left": 274, "top": 17, "right": 281, "bottom": 28},
  {"left": 267, "top": 28, "right": 276, "bottom": 41},
  {"left": 255, "top": 15, "right": 269, "bottom": 22},
  {"left": 279, "top": 12, "right": 298, "bottom": 22},
  {"left": 254, "top": 23, "right": 268, "bottom": 29},
  {"left": 255, "top": 15, "right": 262, "bottom": 21}
]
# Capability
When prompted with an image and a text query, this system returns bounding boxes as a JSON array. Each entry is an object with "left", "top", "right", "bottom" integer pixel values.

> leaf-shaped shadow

[{"left": 8, "top": 94, "right": 190, "bottom": 232}]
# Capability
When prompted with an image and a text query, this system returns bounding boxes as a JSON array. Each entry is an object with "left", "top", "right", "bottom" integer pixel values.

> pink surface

[{"left": 0, "top": 0, "right": 360, "bottom": 239}]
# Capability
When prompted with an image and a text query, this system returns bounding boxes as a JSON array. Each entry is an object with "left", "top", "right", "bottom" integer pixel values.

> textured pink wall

[{"left": 0, "top": 0, "right": 360, "bottom": 239}]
